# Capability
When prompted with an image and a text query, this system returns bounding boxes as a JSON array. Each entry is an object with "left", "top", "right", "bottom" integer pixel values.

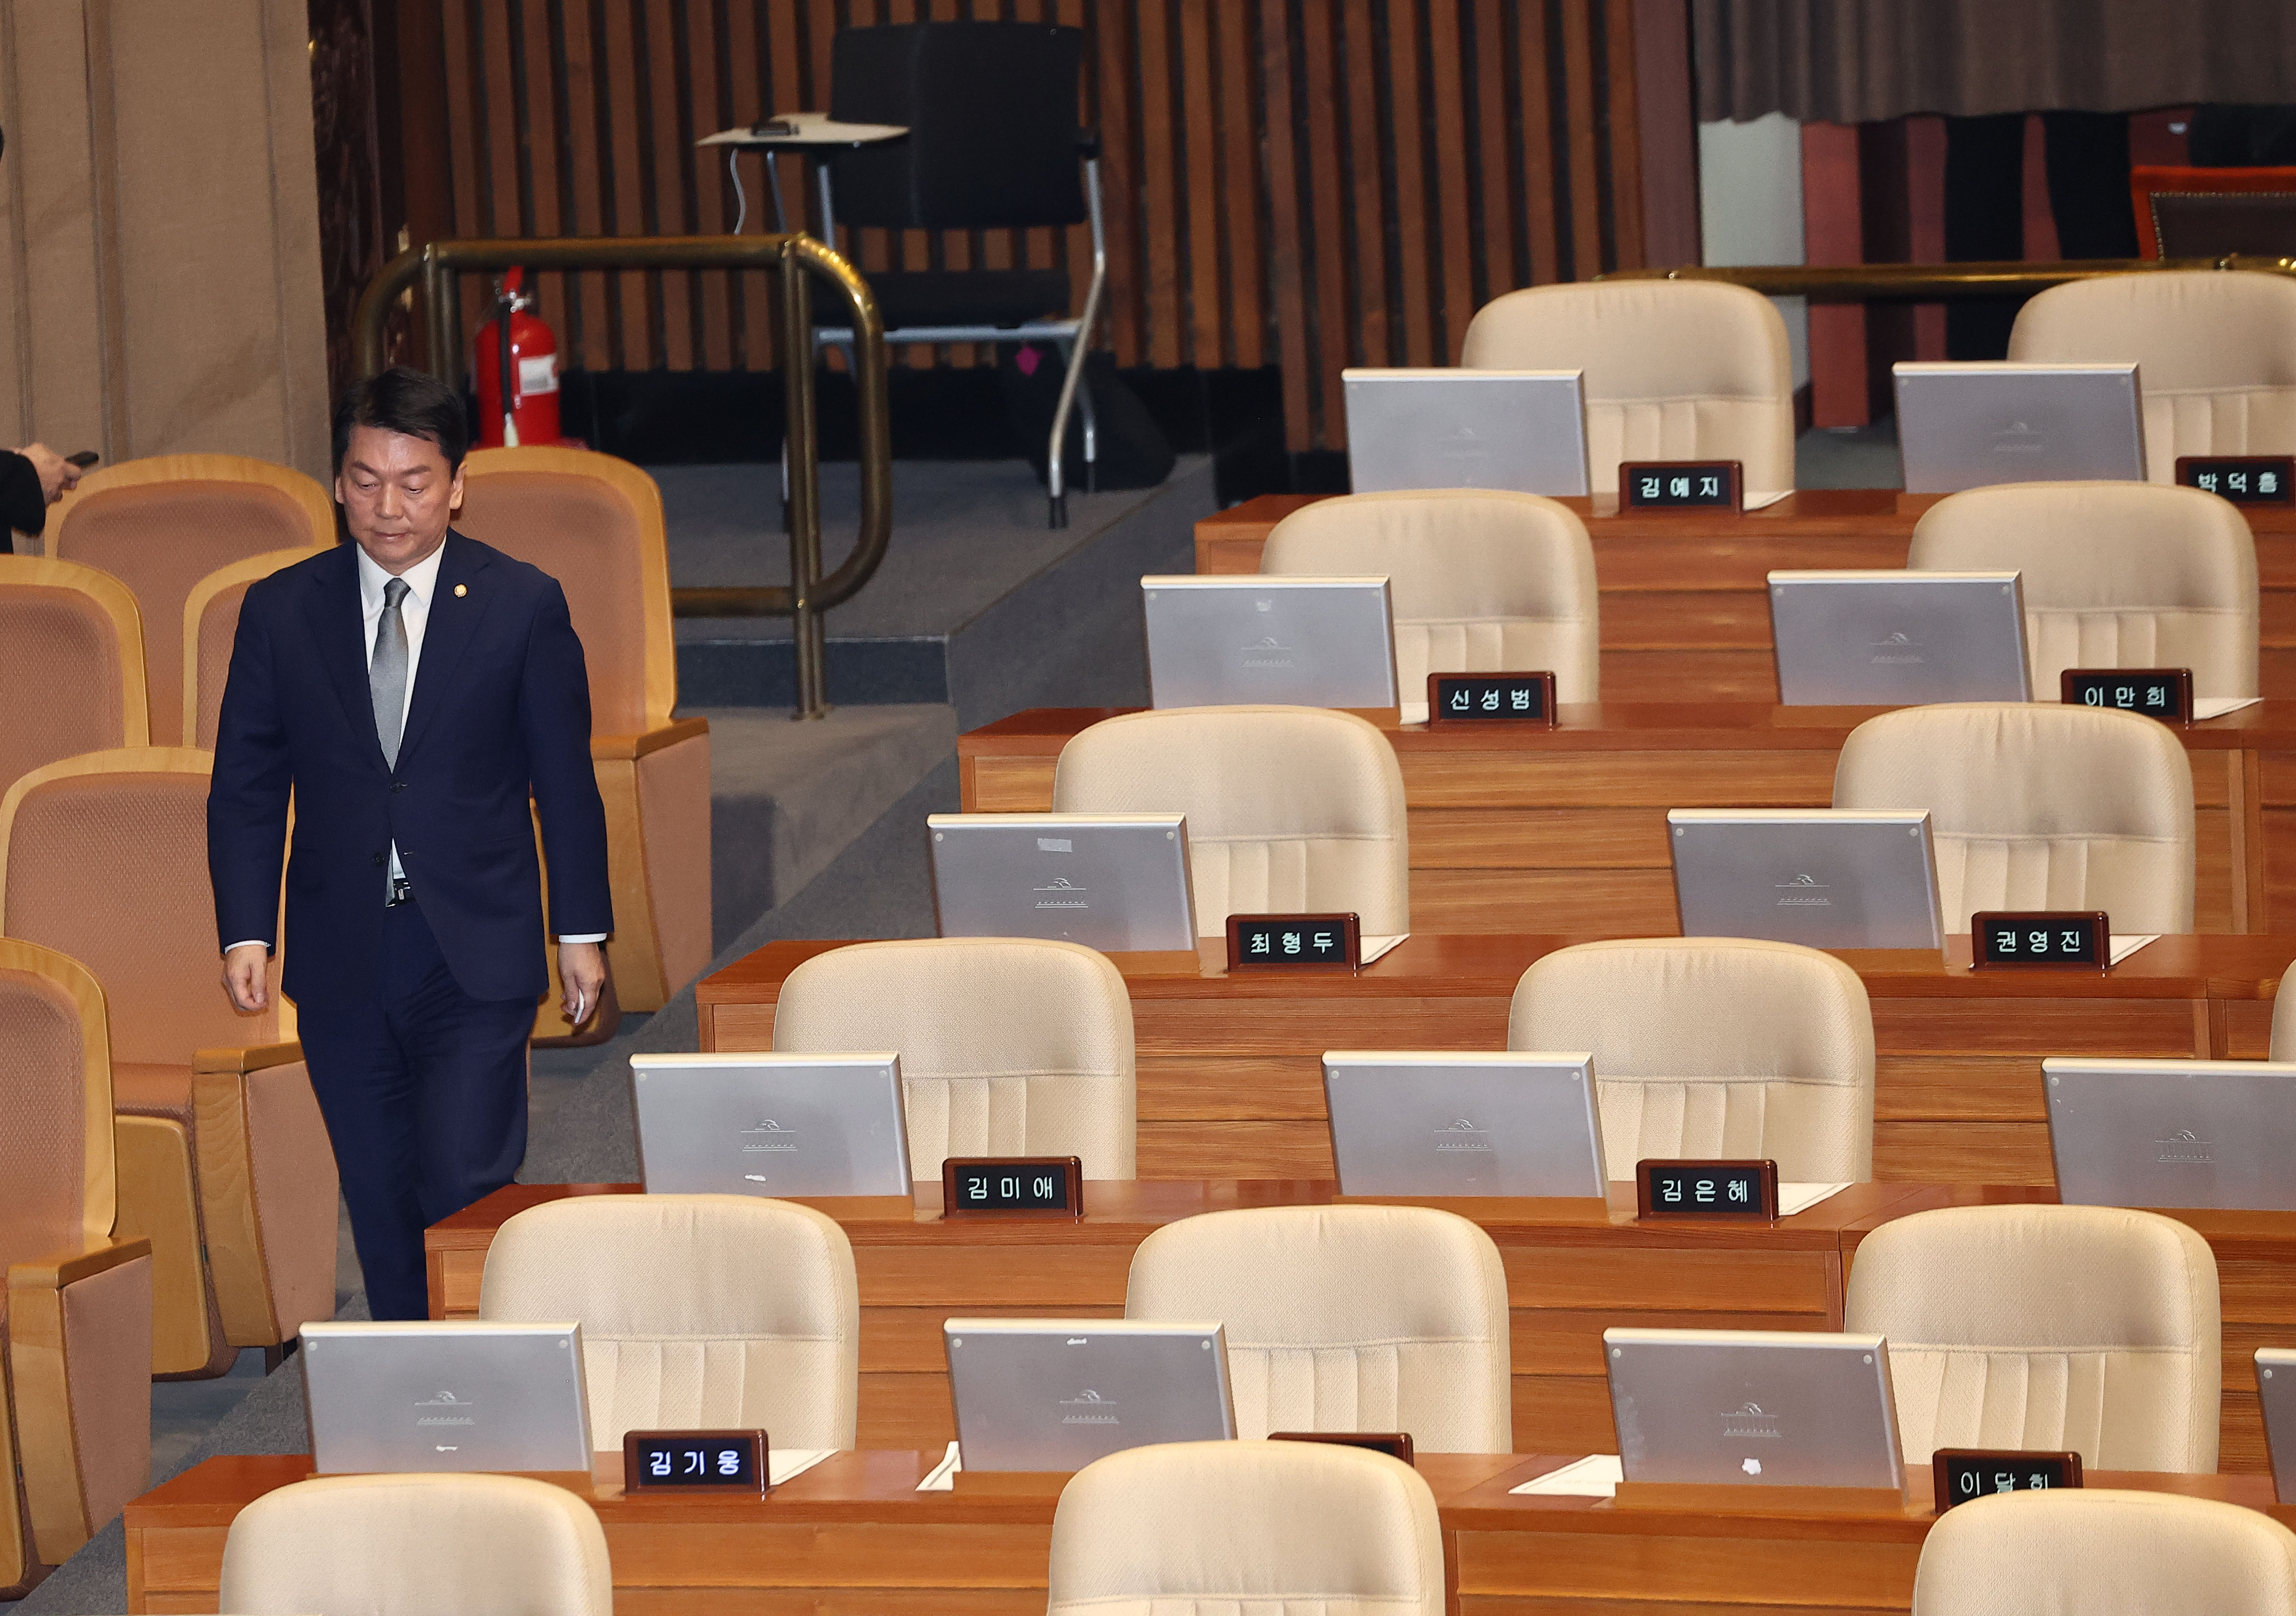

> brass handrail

[
  {"left": 1599, "top": 254, "right": 2296, "bottom": 301},
  {"left": 351, "top": 234, "right": 891, "bottom": 719}
]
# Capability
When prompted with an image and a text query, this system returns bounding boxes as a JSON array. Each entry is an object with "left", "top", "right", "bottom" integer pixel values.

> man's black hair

[{"left": 331, "top": 366, "right": 470, "bottom": 477}]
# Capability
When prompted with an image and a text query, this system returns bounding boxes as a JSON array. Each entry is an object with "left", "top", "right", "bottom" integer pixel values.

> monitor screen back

[{"left": 1342, "top": 369, "right": 1590, "bottom": 497}]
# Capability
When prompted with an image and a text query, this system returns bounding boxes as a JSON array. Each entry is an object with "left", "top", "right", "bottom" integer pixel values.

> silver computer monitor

[
  {"left": 1605, "top": 1327, "right": 1904, "bottom": 1489},
  {"left": 1768, "top": 570, "right": 2031, "bottom": 705},
  {"left": 1894, "top": 361, "right": 2146, "bottom": 492},
  {"left": 2042, "top": 1057, "right": 2296, "bottom": 1211},
  {"left": 929, "top": 812, "right": 1197, "bottom": 950},
  {"left": 943, "top": 1317, "right": 1236, "bottom": 1471},
  {"left": 1669, "top": 808, "right": 1945, "bottom": 951},
  {"left": 1341, "top": 367, "right": 1591, "bottom": 497},
  {"left": 630, "top": 1051, "right": 913, "bottom": 1197},
  {"left": 1141, "top": 575, "right": 1399, "bottom": 710},
  {"left": 2256, "top": 1348, "right": 2296, "bottom": 1502},
  {"left": 1323, "top": 1051, "right": 1607, "bottom": 1197},
  {"left": 302, "top": 1320, "right": 594, "bottom": 1475}
]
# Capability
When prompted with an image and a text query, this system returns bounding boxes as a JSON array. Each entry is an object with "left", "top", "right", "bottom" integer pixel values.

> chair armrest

[
  {"left": 592, "top": 714, "right": 711, "bottom": 761},
  {"left": 7, "top": 1235, "right": 152, "bottom": 1295},
  {"left": 192, "top": 1040, "right": 304, "bottom": 1075}
]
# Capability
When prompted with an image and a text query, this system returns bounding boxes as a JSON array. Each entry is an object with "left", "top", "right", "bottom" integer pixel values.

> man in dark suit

[{"left": 207, "top": 366, "right": 611, "bottom": 1322}]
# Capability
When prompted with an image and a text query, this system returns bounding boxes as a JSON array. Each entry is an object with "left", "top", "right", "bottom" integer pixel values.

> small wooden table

[
  {"left": 956, "top": 702, "right": 2296, "bottom": 935},
  {"left": 694, "top": 933, "right": 2296, "bottom": 1184},
  {"left": 123, "top": 1448, "right": 2291, "bottom": 1616},
  {"left": 1196, "top": 489, "right": 2296, "bottom": 703}
]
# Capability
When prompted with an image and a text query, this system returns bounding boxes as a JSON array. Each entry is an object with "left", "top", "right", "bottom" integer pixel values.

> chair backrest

[
  {"left": 1907, "top": 480, "right": 2259, "bottom": 697},
  {"left": 1125, "top": 1205, "right": 1511, "bottom": 1452},
  {"left": 1459, "top": 280, "right": 1796, "bottom": 495},
  {"left": 182, "top": 547, "right": 328, "bottom": 748},
  {"left": 217, "top": 1471, "right": 614, "bottom": 1616},
  {"left": 1261, "top": 490, "right": 1601, "bottom": 702},
  {"left": 1847, "top": 1203, "right": 2220, "bottom": 1471},
  {"left": 0, "top": 749, "right": 288, "bottom": 1066},
  {"left": 2273, "top": 967, "right": 2296, "bottom": 1061},
  {"left": 769, "top": 937, "right": 1136, "bottom": 1180},
  {"left": 47, "top": 455, "right": 333, "bottom": 746},
  {"left": 1832, "top": 703, "right": 2196, "bottom": 933},
  {"left": 828, "top": 22, "right": 1088, "bottom": 230},
  {"left": 1052, "top": 706, "right": 1410, "bottom": 935},
  {"left": 0, "top": 555, "right": 149, "bottom": 796},
  {"left": 2006, "top": 269, "right": 2296, "bottom": 480},
  {"left": 455, "top": 447, "right": 674, "bottom": 738},
  {"left": 1506, "top": 937, "right": 1874, "bottom": 1182},
  {"left": 1911, "top": 1489, "right": 2296, "bottom": 1616},
  {"left": 1047, "top": 1439, "right": 1445, "bottom": 1616},
  {"left": 0, "top": 939, "right": 114, "bottom": 1266},
  {"left": 478, "top": 1193, "right": 859, "bottom": 1448}
]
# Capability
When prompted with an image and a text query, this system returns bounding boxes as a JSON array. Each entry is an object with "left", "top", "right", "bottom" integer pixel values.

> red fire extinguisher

[{"left": 473, "top": 268, "right": 560, "bottom": 448}]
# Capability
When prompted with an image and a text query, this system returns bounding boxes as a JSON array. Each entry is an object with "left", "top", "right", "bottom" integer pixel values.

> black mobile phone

[{"left": 65, "top": 450, "right": 99, "bottom": 468}]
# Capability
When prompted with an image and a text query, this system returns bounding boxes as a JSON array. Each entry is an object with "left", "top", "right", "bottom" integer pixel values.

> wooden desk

[
  {"left": 428, "top": 1177, "right": 1924, "bottom": 1455},
  {"left": 957, "top": 702, "right": 2296, "bottom": 935},
  {"left": 1840, "top": 1185, "right": 2296, "bottom": 1475},
  {"left": 696, "top": 934, "right": 2296, "bottom": 1183},
  {"left": 124, "top": 1448, "right": 2287, "bottom": 1616},
  {"left": 1196, "top": 489, "right": 2296, "bottom": 703}
]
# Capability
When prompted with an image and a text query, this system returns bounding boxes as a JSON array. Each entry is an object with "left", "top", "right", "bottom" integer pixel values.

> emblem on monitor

[
  {"left": 1433, "top": 1118, "right": 1492, "bottom": 1153},
  {"left": 1721, "top": 1401, "right": 1782, "bottom": 1441},
  {"left": 740, "top": 1120, "right": 798, "bottom": 1152},
  {"left": 2155, "top": 1129, "right": 2213, "bottom": 1164},
  {"left": 1060, "top": 1389, "right": 1120, "bottom": 1425}
]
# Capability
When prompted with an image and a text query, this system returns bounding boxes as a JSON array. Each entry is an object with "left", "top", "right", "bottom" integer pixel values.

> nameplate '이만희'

[{"left": 2060, "top": 667, "right": 2193, "bottom": 724}]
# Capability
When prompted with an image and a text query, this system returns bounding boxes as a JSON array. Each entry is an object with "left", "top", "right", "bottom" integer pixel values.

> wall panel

[{"left": 412, "top": 0, "right": 1648, "bottom": 451}]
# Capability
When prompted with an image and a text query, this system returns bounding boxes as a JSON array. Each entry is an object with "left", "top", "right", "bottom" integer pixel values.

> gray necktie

[{"left": 371, "top": 576, "right": 410, "bottom": 769}]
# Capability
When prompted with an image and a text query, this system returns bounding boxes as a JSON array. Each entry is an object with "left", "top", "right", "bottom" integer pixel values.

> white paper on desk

[
  {"left": 1359, "top": 933, "right": 1409, "bottom": 966},
  {"left": 916, "top": 1439, "right": 963, "bottom": 1492},
  {"left": 1776, "top": 1181, "right": 1852, "bottom": 1217},
  {"left": 1508, "top": 1454, "right": 1623, "bottom": 1498},
  {"left": 2193, "top": 697, "right": 2263, "bottom": 721},
  {"left": 1743, "top": 489, "right": 1793, "bottom": 511},
  {"left": 770, "top": 1448, "right": 837, "bottom": 1486},
  {"left": 2109, "top": 933, "right": 2159, "bottom": 966},
  {"left": 698, "top": 111, "right": 908, "bottom": 146}
]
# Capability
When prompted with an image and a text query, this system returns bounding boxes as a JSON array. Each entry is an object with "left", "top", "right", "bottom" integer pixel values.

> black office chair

[{"left": 815, "top": 22, "right": 1107, "bottom": 528}]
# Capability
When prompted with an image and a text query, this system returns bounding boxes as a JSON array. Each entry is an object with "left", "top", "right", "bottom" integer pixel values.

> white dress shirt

[{"left": 225, "top": 542, "right": 603, "bottom": 951}]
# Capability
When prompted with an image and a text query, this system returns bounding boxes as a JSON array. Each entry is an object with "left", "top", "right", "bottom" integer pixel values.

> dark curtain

[{"left": 1696, "top": 0, "right": 2296, "bottom": 123}]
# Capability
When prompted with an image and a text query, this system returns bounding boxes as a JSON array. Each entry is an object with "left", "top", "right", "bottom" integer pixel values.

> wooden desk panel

[
  {"left": 698, "top": 935, "right": 2295, "bottom": 1184},
  {"left": 125, "top": 1448, "right": 2289, "bottom": 1616},
  {"left": 1197, "top": 490, "right": 2296, "bottom": 706},
  {"left": 959, "top": 703, "right": 2289, "bottom": 935},
  {"left": 427, "top": 1179, "right": 1913, "bottom": 1457}
]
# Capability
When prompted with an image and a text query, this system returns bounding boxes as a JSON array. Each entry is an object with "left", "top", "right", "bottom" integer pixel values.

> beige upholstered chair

[
  {"left": 1847, "top": 1204, "right": 2220, "bottom": 1471},
  {"left": 47, "top": 455, "right": 333, "bottom": 746},
  {"left": 2271, "top": 967, "right": 2296, "bottom": 1060},
  {"left": 0, "top": 556, "right": 149, "bottom": 798},
  {"left": 479, "top": 1193, "right": 859, "bottom": 1448},
  {"left": 0, "top": 749, "right": 336, "bottom": 1376},
  {"left": 0, "top": 940, "right": 153, "bottom": 1594},
  {"left": 457, "top": 448, "right": 711, "bottom": 1025},
  {"left": 218, "top": 1471, "right": 614, "bottom": 1616},
  {"left": 1911, "top": 1489, "right": 2296, "bottom": 1616},
  {"left": 1507, "top": 938, "right": 1874, "bottom": 1182},
  {"left": 770, "top": 938, "right": 1135, "bottom": 1179},
  {"left": 1909, "top": 482, "right": 2259, "bottom": 697},
  {"left": 1833, "top": 704, "right": 2196, "bottom": 934},
  {"left": 181, "top": 547, "right": 331, "bottom": 748},
  {"left": 1260, "top": 489, "right": 1600, "bottom": 703},
  {"left": 1459, "top": 280, "right": 1796, "bottom": 497},
  {"left": 2007, "top": 269, "right": 2296, "bottom": 481},
  {"left": 1126, "top": 1205, "right": 1511, "bottom": 1451},
  {"left": 1052, "top": 706, "right": 1410, "bottom": 936},
  {"left": 1048, "top": 1440, "right": 1445, "bottom": 1616}
]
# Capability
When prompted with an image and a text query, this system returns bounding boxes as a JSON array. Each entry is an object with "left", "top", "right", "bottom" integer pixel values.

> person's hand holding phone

[{"left": 14, "top": 443, "right": 93, "bottom": 502}]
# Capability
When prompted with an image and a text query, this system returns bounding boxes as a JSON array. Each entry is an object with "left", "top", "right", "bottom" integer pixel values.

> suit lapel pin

[{"left": 453, "top": 583, "right": 468, "bottom": 597}]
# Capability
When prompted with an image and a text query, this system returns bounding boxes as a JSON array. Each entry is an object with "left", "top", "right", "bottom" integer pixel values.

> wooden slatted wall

[{"left": 407, "top": 0, "right": 1647, "bottom": 452}]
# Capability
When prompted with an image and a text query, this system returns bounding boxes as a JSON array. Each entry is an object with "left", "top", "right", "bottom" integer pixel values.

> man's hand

[
  {"left": 559, "top": 940, "right": 606, "bottom": 1026},
  {"left": 15, "top": 443, "right": 79, "bottom": 504},
  {"left": 223, "top": 942, "right": 270, "bottom": 1013}
]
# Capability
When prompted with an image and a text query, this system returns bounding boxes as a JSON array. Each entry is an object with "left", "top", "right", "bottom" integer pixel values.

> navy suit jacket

[{"left": 207, "top": 532, "right": 613, "bottom": 1008}]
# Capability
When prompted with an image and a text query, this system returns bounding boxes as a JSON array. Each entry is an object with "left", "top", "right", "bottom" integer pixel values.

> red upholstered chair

[
  {"left": 455, "top": 447, "right": 712, "bottom": 1025},
  {"left": 180, "top": 548, "right": 335, "bottom": 750},
  {"left": 0, "top": 556, "right": 149, "bottom": 797},
  {"left": 47, "top": 455, "right": 333, "bottom": 746},
  {"left": 0, "top": 750, "right": 336, "bottom": 1377},
  {"left": 0, "top": 939, "right": 153, "bottom": 1593}
]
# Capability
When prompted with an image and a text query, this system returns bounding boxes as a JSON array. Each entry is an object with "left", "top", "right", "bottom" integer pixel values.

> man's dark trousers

[{"left": 297, "top": 896, "right": 534, "bottom": 1320}]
